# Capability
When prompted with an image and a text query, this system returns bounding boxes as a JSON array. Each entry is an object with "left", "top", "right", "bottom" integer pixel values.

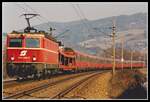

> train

[{"left": 5, "top": 14, "right": 145, "bottom": 79}]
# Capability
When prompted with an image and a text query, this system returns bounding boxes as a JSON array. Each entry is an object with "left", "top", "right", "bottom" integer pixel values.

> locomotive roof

[
  {"left": 64, "top": 47, "right": 74, "bottom": 52},
  {"left": 8, "top": 33, "right": 44, "bottom": 37},
  {"left": 7, "top": 32, "right": 58, "bottom": 42},
  {"left": 59, "top": 47, "right": 76, "bottom": 58}
]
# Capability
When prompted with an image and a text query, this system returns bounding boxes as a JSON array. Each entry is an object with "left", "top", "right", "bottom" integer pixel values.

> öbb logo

[{"left": 20, "top": 50, "right": 27, "bottom": 56}]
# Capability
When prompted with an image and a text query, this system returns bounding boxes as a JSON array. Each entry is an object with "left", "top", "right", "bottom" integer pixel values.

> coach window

[
  {"left": 9, "top": 38, "right": 22, "bottom": 47},
  {"left": 61, "top": 55, "right": 65, "bottom": 65},
  {"left": 26, "top": 38, "right": 40, "bottom": 48},
  {"left": 65, "top": 57, "right": 68, "bottom": 65},
  {"left": 69, "top": 58, "right": 72, "bottom": 63}
]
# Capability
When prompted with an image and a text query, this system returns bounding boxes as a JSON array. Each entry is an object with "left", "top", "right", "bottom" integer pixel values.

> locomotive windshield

[
  {"left": 9, "top": 38, "right": 22, "bottom": 47},
  {"left": 26, "top": 38, "right": 40, "bottom": 48}
]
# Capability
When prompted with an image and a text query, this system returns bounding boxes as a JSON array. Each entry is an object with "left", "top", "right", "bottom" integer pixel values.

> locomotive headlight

[
  {"left": 11, "top": 56, "right": 15, "bottom": 61},
  {"left": 33, "top": 57, "right": 36, "bottom": 61}
]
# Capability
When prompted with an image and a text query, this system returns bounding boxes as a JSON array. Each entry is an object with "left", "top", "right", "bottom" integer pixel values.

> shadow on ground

[{"left": 117, "top": 84, "right": 147, "bottom": 99}]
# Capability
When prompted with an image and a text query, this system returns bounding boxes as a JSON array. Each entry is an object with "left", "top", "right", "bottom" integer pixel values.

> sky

[{"left": 2, "top": 2, "right": 148, "bottom": 33}]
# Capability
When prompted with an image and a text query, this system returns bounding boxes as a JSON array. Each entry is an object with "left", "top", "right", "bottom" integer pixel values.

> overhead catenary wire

[
  {"left": 71, "top": 3, "right": 118, "bottom": 58},
  {"left": 22, "top": 2, "right": 55, "bottom": 32},
  {"left": 75, "top": 4, "right": 115, "bottom": 45},
  {"left": 75, "top": 4, "right": 125, "bottom": 58},
  {"left": 23, "top": 3, "right": 50, "bottom": 23},
  {"left": 14, "top": 3, "right": 28, "bottom": 13},
  {"left": 14, "top": 3, "right": 46, "bottom": 28},
  {"left": 76, "top": 4, "right": 111, "bottom": 37},
  {"left": 71, "top": 4, "right": 105, "bottom": 50},
  {"left": 77, "top": 5, "right": 115, "bottom": 49},
  {"left": 76, "top": 4, "right": 91, "bottom": 31},
  {"left": 71, "top": 4, "right": 92, "bottom": 36}
]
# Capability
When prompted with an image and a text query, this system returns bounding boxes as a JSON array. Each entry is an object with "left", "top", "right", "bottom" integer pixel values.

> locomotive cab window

[
  {"left": 26, "top": 38, "right": 40, "bottom": 48},
  {"left": 9, "top": 38, "right": 22, "bottom": 47}
]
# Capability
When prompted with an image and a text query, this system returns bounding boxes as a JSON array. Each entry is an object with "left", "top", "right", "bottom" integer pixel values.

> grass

[{"left": 108, "top": 69, "right": 147, "bottom": 98}]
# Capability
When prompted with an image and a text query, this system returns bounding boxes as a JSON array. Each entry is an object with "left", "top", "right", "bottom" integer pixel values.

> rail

[
  {"left": 3, "top": 71, "right": 100, "bottom": 99},
  {"left": 51, "top": 71, "right": 103, "bottom": 99}
]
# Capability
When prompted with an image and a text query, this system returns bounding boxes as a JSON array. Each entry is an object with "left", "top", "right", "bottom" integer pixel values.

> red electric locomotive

[
  {"left": 6, "top": 14, "right": 60, "bottom": 79},
  {"left": 6, "top": 32, "right": 60, "bottom": 79}
]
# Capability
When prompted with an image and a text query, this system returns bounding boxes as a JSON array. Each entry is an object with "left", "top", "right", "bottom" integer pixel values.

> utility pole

[
  {"left": 112, "top": 19, "right": 116, "bottom": 76},
  {"left": 94, "top": 19, "right": 116, "bottom": 76},
  {"left": 131, "top": 50, "right": 133, "bottom": 70},
  {"left": 121, "top": 35, "right": 124, "bottom": 71},
  {"left": 143, "top": 52, "right": 145, "bottom": 68}
]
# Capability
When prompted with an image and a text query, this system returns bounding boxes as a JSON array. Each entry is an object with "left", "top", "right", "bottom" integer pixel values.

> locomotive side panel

[{"left": 42, "top": 37, "right": 59, "bottom": 69}]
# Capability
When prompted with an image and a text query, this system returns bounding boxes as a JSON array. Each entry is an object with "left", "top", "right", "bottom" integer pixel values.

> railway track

[
  {"left": 3, "top": 79, "right": 17, "bottom": 84},
  {"left": 3, "top": 79, "right": 18, "bottom": 88},
  {"left": 3, "top": 71, "right": 102, "bottom": 99},
  {"left": 3, "top": 72, "right": 86, "bottom": 89},
  {"left": 51, "top": 71, "right": 102, "bottom": 99}
]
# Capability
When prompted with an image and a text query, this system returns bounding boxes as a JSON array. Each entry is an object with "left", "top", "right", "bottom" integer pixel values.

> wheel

[{"left": 7, "top": 64, "right": 15, "bottom": 77}]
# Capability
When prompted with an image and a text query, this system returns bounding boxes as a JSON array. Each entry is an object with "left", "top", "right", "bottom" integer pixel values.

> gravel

[
  {"left": 64, "top": 72, "right": 112, "bottom": 99},
  {"left": 19, "top": 72, "right": 100, "bottom": 99}
]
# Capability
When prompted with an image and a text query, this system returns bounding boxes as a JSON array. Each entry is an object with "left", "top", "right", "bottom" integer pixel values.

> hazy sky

[{"left": 2, "top": 2, "right": 148, "bottom": 32}]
